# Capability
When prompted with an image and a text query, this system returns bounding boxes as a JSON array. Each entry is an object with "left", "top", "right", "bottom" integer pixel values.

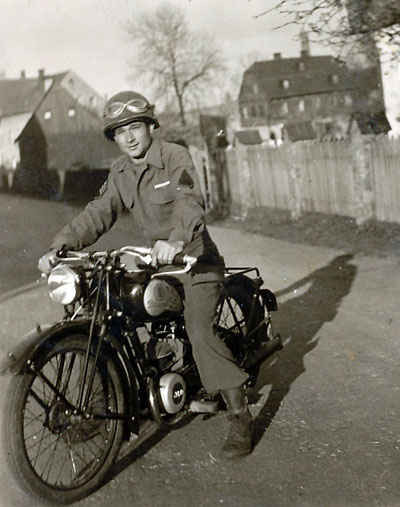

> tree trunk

[{"left": 177, "top": 93, "right": 186, "bottom": 126}]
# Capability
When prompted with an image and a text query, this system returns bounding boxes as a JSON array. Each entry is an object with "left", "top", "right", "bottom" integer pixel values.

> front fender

[
  {"left": 0, "top": 320, "right": 90, "bottom": 376},
  {"left": 0, "top": 318, "right": 140, "bottom": 436}
]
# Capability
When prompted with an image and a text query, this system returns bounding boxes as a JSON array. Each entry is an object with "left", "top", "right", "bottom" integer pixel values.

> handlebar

[{"left": 55, "top": 245, "right": 198, "bottom": 275}]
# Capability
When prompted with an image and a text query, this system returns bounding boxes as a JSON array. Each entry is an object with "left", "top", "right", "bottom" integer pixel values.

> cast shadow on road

[{"left": 250, "top": 253, "right": 357, "bottom": 448}]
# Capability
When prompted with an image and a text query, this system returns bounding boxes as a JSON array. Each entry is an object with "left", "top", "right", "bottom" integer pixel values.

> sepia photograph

[{"left": 0, "top": 1, "right": 399, "bottom": 505}]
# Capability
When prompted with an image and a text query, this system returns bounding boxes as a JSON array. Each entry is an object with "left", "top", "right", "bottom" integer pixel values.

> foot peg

[{"left": 189, "top": 399, "right": 220, "bottom": 414}]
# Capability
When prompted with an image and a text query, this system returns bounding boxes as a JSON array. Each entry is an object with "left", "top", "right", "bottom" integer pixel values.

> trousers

[{"left": 181, "top": 264, "right": 248, "bottom": 394}]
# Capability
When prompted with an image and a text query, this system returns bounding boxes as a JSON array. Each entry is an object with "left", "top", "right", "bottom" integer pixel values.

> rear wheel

[
  {"left": 3, "top": 334, "right": 125, "bottom": 504},
  {"left": 216, "top": 281, "right": 264, "bottom": 384}
]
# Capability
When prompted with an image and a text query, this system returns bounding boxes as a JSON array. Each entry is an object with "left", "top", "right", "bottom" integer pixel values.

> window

[
  {"left": 282, "top": 79, "right": 290, "bottom": 89},
  {"left": 281, "top": 101, "right": 288, "bottom": 114},
  {"left": 331, "top": 74, "right": 339, "bottom": 84},
  {"left": 68, "top": 108, "right": 76, "bottom": 117},
  {"left": 250, "top": 105, "right": 257, "bottom": 117},
  {"left": 44, "top": 111, "right": 52, "bottom": 120},
  {"left": 298, "top": 62, "right": 305, "bottom": 71},
  {"left": 258, "top": 104, "right": 265, "bottom": 116},
  {"left": 298, "top": 100, "right": 305, "bottom": 112},
  {"left": 315, "top": 96, "right": 321, "bottom": 109},
  {"left": 253, "top": 83, "right": 259, "bottom": 94},
  {"left": 242, "top": 106, "right": 249, "bottom": 119}
]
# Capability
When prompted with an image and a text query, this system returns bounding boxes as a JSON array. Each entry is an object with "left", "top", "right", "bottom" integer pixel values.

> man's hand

[
  {"left": 151, "top": 240, "right": 184, "bottom": 267},
  {"left": 38, "top": 249, "right": 59, "bottom": 274}
]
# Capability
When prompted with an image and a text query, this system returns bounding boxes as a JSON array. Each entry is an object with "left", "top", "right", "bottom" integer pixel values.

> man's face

[{"left": 114, "top": 121, "right": 152, "bottom": 159}]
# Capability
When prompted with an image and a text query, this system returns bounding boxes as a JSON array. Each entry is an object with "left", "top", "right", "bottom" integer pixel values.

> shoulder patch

[{"left": 178, "top": 169, "right": 194, "bottom": 189}]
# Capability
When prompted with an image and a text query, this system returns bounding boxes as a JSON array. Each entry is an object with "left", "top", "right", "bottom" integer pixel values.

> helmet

[{"left": 103, "top": 90, "right": 159, "bottom": 140}]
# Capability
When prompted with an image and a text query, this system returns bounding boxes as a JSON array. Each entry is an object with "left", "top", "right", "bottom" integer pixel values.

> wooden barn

[{"left": 0, "top": 69, "right": 120, "bottom": 198}]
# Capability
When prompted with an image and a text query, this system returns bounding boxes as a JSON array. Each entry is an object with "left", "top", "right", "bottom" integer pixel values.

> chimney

[
  {"left": 273, "top": 53, "right": 282, "bottom": 60},
  {"left": 38, "top": 68, "right": 45, "bottom": 92},
  {"left": 20, "top": 70, "right": 26, "bottom": 79}
]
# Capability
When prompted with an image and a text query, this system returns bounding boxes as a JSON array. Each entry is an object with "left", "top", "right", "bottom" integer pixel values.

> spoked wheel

[
  {"left": 216, "top": 282, "right": 264, "bottom": 385},
  {"left": 4, "top": 334, "right": 125, "bottom": 505}
]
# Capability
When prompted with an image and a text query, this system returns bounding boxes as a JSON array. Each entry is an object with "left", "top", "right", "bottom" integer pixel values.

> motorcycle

[{"left": 1, "top": 245, "right": 282, "bottom": 504}]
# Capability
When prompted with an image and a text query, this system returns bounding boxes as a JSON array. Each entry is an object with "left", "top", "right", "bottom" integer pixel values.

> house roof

[
  {"left": 350, "top": 111, "right": 391, "bottom": 135},
  {"left": 15, "top": 71, "right": 104, "bottom": 142},
  {"left": 0, "top": 77, "right": 44, "bottom": 117},
  {"left": 284, "top": 121, "right": 316, "bottom": 141},
  {"left": 239, "top": 55, "right": 380, "bottom": 102},
  {"left": 0, "top": 113, "right": 32, "bottom": 140},
  {"left": 234, "top": 129, "right": 263, "bottom": 145}
]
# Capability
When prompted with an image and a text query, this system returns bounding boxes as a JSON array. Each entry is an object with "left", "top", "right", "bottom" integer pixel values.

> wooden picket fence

[{"left": 225, "top": 136, "right": 400, "bottom": 224}]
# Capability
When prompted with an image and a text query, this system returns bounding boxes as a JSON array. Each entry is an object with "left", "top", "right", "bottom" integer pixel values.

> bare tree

[
  {"left": 125, "top": 2, "right": 225, "bottom": 126},
  {"left": 258, "top": 0, "right": 400, "bottom": 63}
]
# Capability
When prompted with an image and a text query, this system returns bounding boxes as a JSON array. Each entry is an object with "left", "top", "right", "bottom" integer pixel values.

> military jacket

[{"left": 50, "top": 139, "right": 221, "bottom": 262}]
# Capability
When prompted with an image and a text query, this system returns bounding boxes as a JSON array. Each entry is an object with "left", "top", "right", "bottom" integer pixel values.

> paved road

[{"left": 0, "top": 223, "right": 399, "bottom": 507}]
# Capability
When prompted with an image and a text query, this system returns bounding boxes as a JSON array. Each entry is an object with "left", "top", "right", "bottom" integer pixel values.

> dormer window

[
  {"left": 281, "top": 79, "right": 290, "bottom": 89},
  {"left": 44, "top": 111, "right": 52, "bottom": 120}
]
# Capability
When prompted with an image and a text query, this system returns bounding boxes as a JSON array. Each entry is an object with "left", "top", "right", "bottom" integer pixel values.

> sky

[
  {"left": 1, "top": 0, "right": 398, "bottom": 129},
  {"left": 0, "top": 0, "right": 322, "bottom": 98}
]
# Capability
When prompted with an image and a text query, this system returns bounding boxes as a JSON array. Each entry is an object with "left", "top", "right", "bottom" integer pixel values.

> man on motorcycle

[{"left": 38, "top": 90, "right": 252, "bottom": 459}]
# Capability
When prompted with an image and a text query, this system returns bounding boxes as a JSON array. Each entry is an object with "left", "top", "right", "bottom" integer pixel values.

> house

[
  {"left": 0, "top": 69, "right": 120, "bottom": 197},
  {"left": 238, "top": 34, "right": 387, "bottom": 143}
]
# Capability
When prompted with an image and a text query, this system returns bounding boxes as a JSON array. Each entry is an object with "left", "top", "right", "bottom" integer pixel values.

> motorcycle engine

[{"left": 158, "top": 373, "right": 186, "bottom": 414}]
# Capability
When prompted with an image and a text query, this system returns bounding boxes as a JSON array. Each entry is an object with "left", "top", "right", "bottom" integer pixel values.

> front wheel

[{"left": 3, "top": 334, "right": 126, "bottom": 504}]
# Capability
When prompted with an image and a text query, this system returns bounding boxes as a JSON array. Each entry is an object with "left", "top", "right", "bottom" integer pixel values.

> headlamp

[{"left": 47, "top": 265, "right": 80, "bottom": 305}]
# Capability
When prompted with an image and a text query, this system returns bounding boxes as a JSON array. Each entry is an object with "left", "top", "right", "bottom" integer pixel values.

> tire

[
  {"left": 3, "top": 334, "right": 126, "bottom": 505},
  {"left": 216, "top": 281, "right": 264, "bottom": 383}
]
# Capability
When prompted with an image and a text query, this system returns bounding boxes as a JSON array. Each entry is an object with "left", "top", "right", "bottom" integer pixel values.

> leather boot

[{"left": 220, "top": 385, "right": 252, "bottom": 459}]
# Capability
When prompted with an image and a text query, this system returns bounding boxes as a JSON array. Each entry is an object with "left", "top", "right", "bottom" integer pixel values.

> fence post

[
  {"left": 236, "top": 145, "right": 254, "bottom": 219},
  {"left": 352, "top": 137, "right": 375, "bottom": 225},
  {"left": 287, "top": 144, "right": 304, "bottom": 220}
]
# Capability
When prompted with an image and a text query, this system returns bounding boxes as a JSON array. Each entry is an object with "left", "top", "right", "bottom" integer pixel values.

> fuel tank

[{"left": 121, "top": 273, "right": 183, "bottom": 318}]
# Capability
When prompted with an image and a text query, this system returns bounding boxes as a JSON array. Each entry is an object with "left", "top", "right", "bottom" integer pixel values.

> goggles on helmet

[{"left": 105, "top": 98, "right": 151, "bottom": 119}]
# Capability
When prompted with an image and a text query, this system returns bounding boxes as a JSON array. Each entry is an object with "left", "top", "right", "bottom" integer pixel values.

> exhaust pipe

[{"left": 242, "top": 335, "right": 283, "bottom": 369}]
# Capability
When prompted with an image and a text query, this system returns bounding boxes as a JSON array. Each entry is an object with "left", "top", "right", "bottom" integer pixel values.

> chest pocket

[{"left": 149, "top": 186, "right": 176, "bottom": 205}]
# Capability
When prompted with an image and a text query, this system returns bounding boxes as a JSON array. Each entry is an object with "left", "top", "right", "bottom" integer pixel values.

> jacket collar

[{"left": 116, "top": 138, "right": 164, "bottom": 172}]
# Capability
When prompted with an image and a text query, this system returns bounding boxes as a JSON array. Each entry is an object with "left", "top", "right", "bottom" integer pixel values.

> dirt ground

[{"left": 211, "top": 206, "right": 400, "bottom": 260}]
